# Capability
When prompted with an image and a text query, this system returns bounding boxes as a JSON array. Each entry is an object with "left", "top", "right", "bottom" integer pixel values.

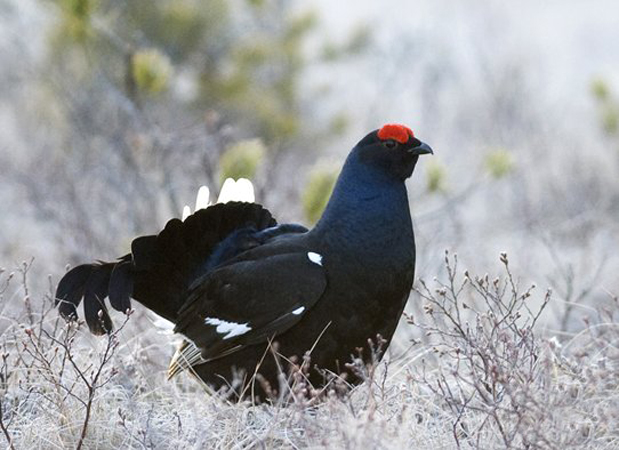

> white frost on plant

[{"left": 147, "top": 312, "right": 184, "bottom": 349}]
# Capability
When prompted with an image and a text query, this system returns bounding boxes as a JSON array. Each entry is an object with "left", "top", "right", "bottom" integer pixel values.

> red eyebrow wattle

[{"left": 377, "top": 124, "right": 415, "bottom": 144}]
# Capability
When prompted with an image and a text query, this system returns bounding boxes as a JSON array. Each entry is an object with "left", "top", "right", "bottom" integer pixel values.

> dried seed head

[{"left": 499, "top": 252, "right": 508, "bottom": 264}]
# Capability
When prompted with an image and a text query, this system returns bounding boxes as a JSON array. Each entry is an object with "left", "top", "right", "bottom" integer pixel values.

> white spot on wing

[
  {"left": 204, "top": 317, "right": 251, "bottom": 340},
  {"left": 182, "top": 205, "right": 191, "bottom": 221},
  {"left": 307, "top": 252, "right": 323, "bottom": 266},
  {"left": 292, "top": 306, "right": 305, "bottom": 316}
]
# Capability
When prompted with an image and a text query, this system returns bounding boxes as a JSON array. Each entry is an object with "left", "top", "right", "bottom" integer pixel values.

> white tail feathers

[
  {"left": 217, "top": 178, "right": 255, "bottom": 204},
  {"left": 195, "top": 186, "right": 211, "bottom": 211},
  {"left": 148, "top": 312, "right": 176, "bottom": 336},
  {"left": 182, "top": 185, "right": 212, "bottom": 221},
  {"left": 182, "top": 179, "right": 255, "bottom": 220},
  {"left": 181, "top": 205, "right": 191, "bottom": 221}
]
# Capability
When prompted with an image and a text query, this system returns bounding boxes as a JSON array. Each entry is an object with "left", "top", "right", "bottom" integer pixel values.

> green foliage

[
  {"left": 485, "top": 149, "right": 515, "bottom": 179},
  {"left": 322, "top": 25, "right": 371, "bottom": 61},
  {"left": 591, "top": 77, "right": 619, "bottom": 136},
  {"left": 196, "top": 7, "right": 321, "bottom": 144},
  {"left": 303, "top": 165, "right": 338, "bottom": 224},
  {"left": 344, "top": 25, "right": 372, "bottom": 54},
  {"left": 64, "top": 0, "right": 93, "bottom": 17},
  {"left": 426, "top": 160, "right": 447, "bottom": 193},
  {"left": 219, "top": 139, "right": 266, "bottom": 182},
  {"left": 58, "top": 0, "right": 95, "bottom": 41},
  {"left": 134, "top": 1, "right": 229, "bottom": 62},
  {"left": 329, "top": 113, "right": 349, "bottom": 136},
  {"left": 286, "top": 10, "right": 319, "bottom": 42},
  {"left": 591, "top": 78, "right": 609, "bottom": 102},
  {"left": 47, "top": 0, "right": 369, "bottom": 147},
  {"left": 131, "top": 49, "right": 172, "bottom": 95},
  {"left": 43, "top": 0, "right": 369, "bottom": 215},
  {"left": 602, "top": 106, "right": 619, "bottom": 135}
]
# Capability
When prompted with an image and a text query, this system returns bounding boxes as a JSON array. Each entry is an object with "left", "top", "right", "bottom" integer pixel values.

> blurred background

[{"left": 1, "top": 0, "right": 618, "bottom": 334}]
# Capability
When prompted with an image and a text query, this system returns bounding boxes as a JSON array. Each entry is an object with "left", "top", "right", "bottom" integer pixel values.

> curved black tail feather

[{"left": 55, "top": 202, "right": 277, "bottom": 334}]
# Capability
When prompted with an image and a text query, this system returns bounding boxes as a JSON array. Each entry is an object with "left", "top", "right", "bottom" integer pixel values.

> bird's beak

[{"left": 408, "top": 140, "right": 433, "bottom": 156}]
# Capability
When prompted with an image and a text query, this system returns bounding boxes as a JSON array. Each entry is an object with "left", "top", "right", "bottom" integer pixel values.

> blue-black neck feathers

[{"left": 311, "top": 146, "right": 415, "bottom": 264}]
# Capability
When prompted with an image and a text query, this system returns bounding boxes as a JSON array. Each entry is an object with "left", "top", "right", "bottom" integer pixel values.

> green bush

[
  {"left": 591, "top": 78, "right": 610, "bottom": 102},
  {"left": 303, "top": 165, "right": 338, "bottom": 224},
  {"left": 425, "top": 159, "right": 447, "bottom": 193},
  {"left": 219, "top": 139, "right": 266, "bottom": 182},
  {"left": 484, "top": 149, "right": 514, "bottom": 179},
  {"left": 131, "top": 49, "right": 173, "bottom": 95}
]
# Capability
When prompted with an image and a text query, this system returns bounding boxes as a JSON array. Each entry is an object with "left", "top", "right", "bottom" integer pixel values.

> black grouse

[{"left": 55, "top": 124, "right": 433, "bottom": 401}]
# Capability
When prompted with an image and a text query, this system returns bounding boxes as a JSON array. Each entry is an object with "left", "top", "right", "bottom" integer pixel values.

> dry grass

[{"left": 1, "top": 256, "right": 617, "bottom": 449}]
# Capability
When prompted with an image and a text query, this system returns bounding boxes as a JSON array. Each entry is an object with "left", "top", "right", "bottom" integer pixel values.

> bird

[{"left": 55, "top": 123, "right": 433, "bottom": 402}]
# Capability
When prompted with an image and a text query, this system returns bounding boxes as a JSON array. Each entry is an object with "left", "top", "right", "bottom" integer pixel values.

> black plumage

[{"left": 55, "top": 124, "right": 432, "bottom": 401}]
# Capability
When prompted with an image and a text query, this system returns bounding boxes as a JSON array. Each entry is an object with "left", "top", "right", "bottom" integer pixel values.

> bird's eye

[{"left": 383, "top": 139, "right": 397, "bottom": 149}]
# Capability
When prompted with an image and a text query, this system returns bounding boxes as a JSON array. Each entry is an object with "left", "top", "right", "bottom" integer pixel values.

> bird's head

[{"left": 353, "top": 123, "right": 433, "bottom": 181}]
